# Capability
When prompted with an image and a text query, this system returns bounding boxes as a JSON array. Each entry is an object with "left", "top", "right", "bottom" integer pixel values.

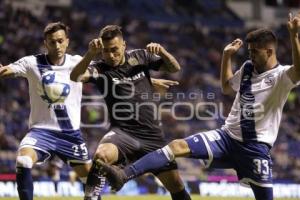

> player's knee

[
  {"left": 94, "top": 149, "right": 108, "bottom": 163},
  {"left": 168, "top": 139, "right": 190, "bottom": 156},
  {"left": 16, "top": 155, "right": 33, "bottom": 168},
  {"left": 94, "top": 144, "right": 117, "bottom": 164}
]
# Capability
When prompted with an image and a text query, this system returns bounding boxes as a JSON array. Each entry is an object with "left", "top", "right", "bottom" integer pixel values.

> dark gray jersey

[{"left": 88, "top": 49, "right": 165, "bottom": 140}]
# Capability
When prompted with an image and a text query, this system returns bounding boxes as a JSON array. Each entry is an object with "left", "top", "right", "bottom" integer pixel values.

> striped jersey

[
  {"left": 223, "top": 60, "right": 299, "bottom": 146},
  {"left": 8, "top": 54, "right": 82, "bottom": 131}
]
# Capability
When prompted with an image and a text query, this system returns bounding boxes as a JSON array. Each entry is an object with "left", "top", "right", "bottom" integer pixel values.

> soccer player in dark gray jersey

[{"left": 71, "top": 25, "right": 191, "bottom": 200}]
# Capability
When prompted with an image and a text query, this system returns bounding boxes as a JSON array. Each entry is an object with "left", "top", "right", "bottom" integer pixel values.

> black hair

[
  {"left": 99, "top": 25, "right": 123, "bottom": 41},
  {"left": 245, "top": 28, "right": 277, "bottom": 47},
  {"left": 44, "top": 22, "right": 69, "bottom": 38}
]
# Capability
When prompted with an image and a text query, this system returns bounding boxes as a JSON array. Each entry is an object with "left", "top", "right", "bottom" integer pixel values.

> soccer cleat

[{"left": 95, "top": 159, "right": 127, "bottom": 192}]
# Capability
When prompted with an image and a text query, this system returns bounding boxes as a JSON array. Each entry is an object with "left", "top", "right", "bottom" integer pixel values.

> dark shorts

[
  {"left": 19, "top": 128, "right": 91, "bottom": 166},
  {"left": 100, "top": 128, "right": 178, "bottom": 174},
  {"left": 185, "top": 128, "right": 273, "bottom": 188}
]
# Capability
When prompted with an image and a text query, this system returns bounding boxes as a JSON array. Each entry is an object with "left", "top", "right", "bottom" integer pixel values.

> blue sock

[
  {"left": 250, "top": 183, "right": 273, "bottom": 200},
  {"left": 124, "top": 148, "right": 172, "bottom": 179},
  {"left": 171, "top": 189, "right": 191, "bottom": 200},
  {"left": 16, "top": 167, "right": 33, "bottom": 200}
]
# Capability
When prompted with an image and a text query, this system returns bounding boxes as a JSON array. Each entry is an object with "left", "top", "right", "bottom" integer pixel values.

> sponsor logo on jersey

[{"left": 112, "top": 71, "right": 145, "bottom": 83}]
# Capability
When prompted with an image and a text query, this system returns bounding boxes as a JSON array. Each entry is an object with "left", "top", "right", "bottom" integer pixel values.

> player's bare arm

[
  {"left": 287, "top": 12, "right": 300, "bottom": 83},
  {"left": 146, "top": 42, "right": 180, "bottom": 73},
  {"left": 70, "top": 38, "right": 102, "bottom": 82},
  {"left": 220, "top": 38, "right": 243, "bottom": 94},
  {"left": 0, "top": 64, "right": 15, "bottom": 78},
  {"left": 151, "top": 78, "right": 179, "bottom": 90}
]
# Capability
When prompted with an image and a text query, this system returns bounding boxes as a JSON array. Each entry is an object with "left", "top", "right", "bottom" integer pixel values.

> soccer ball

[{"left": 40, "top": 71, "right": 71, "bottom": 104}]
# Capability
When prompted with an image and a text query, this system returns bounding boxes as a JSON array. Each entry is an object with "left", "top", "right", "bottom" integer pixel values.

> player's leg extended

[
  {"left": 97, "top": 131, "right": 220, "bottom": 191},
  {"left": 84, "top": 143, "right": 118, "bottom": 199},
  {"left": 97, "top": 138, "right": 193, "bottom": 191},
  {"left": 123, "top": 135, "right": 207, "bottom": 180},
  {"left": 156, "top": 169, "right": 191, "bottom": 200},
  {"left": 16, "top": 147, "right": 38, "bottom": 200}
]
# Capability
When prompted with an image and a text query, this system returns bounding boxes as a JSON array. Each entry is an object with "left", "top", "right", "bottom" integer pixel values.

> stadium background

[{"left": 0, "top": 0, "right": 300, "bottom": 199}]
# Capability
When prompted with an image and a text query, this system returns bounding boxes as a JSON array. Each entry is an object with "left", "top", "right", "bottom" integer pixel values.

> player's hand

[
  {"left": 88, "top": 38, "right": 102, "bottom": 56},
  {"left": 223, "top": 39, "right": 243, "bottom": 56},
  {"left": 287, "top": 12, "right": 300, "bottom": 35},
  {"left": 151, "top": 78, "right": 179, "bottom": 90},
  {"left": 146, "top": 43, "right": 166, "bottom": 56}
]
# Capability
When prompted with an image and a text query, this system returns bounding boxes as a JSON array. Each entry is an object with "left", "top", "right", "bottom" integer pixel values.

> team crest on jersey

[
  {"left": 128, "top": 57, "right": 139, "bottom": 66},
  {"left": 264, "top": 74, "right": 275, "bottom": 86}
]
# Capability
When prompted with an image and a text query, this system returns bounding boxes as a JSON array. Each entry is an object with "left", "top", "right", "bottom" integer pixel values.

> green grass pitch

[{"left": 1, "top": 196, "right": 299, "bottom": 200}]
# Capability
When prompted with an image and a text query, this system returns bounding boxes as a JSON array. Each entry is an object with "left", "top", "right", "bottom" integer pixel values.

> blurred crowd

[{"left": 0, "top": 0, "right": 300, "bottom": 184}]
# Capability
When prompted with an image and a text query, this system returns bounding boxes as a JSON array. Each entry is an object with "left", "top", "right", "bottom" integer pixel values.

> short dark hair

[
  {"left": 245, "top": 28, "right": 277, "bottom": 47},
  {"left": 43, "top": 22, "right": 69, "bottom": 38},
  {"left": 99, "top": 25, "right": 123, "bottom": 41}
]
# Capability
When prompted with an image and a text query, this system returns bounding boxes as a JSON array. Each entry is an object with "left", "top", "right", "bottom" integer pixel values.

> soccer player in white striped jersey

[
  {"left": 0, "top": 22, "right": 93, "bottom": 200},
  {"left": 97, "top": 13, "right": 300, "bottom": 200}
]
